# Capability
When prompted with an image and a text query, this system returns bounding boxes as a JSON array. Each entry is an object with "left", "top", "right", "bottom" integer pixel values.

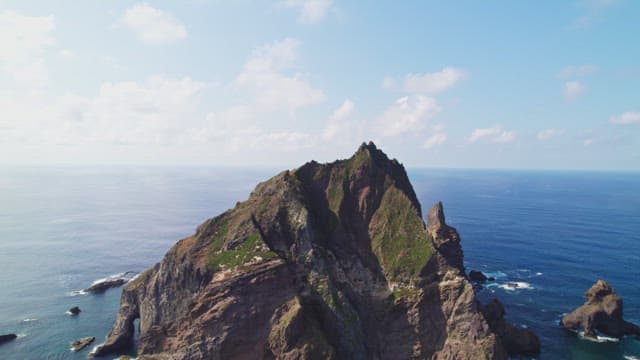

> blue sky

[{"left": 1, "top": 0, "right": 638, "bottom": 169}]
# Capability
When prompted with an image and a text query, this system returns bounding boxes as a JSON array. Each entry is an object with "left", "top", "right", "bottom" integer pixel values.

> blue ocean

[{"left": 0, "top": 166, "right": 639, "bottom": 359}]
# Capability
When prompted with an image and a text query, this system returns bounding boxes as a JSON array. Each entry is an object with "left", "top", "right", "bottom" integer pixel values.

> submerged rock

[
  {"left": 70, "top": 336, "right": 95, "bottom": 352},
  {"left": 94, "top": 142, "right": 533, "bottom": 359},
  {"left": 561, "top": 279, "right": 640, "bottom": 338},
  {"left": 481, "top": 299, "right": 540, "bottom": 355},
  {"left": 0, "top": 334, "right": 17, "bottom": 345},
  {"left": 68, "top": 306, "right": 81, "bottom": 315}
]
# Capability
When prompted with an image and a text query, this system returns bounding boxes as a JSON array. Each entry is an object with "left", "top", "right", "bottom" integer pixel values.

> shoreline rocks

[
  {"left": 85, "top": 272, "right": 136, "bottom": 293},
  {"left": 0, "top": 334, "right": 17, "bottom": 345},
  {"left": 482, "top": 299, "right": 541, "bottom": 355},
  {"left": 561, "top": 279, "right": 640, "bottom": 338},
  {"left": 70, "top": 336, "right": 95, "bottom": 352}
]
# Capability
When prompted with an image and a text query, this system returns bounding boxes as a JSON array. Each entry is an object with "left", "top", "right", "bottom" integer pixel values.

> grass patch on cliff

[
  {"left": 370, "top": 186, "right": 433, "bottom": 281},
  {"left": 207, "top": 232, "right": 278, "bottom": 272}
]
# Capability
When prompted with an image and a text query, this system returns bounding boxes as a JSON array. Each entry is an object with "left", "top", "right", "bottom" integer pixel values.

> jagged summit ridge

[{"left": 94, "top": 142, "right": 533, "bottom": 359}]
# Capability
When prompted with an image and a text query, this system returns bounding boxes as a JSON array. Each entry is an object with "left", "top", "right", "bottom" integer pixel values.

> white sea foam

[
  {"left": 483, "top": 271, "right": 507, "bottom": 279},
  {"left": 577, "top": 331, "right": 620, "bottom": 343},
  {"left": 89, "top": 344, "right": 102, "bottom": 356},
  {"left": 69, "top": 271, "right": 137, "bottom": 296},
  {"left": 22, "top": 318, "right": 38, "bottom": 322},
  {"left": 68, "top": 290, "right": 88, "bottom": 297},
  {"left": 536, "top": 272, "right": 543, "bottom": 276},
  {"left": 624, "top": 356, "right": 640, "bottom": 360},
  {"left": 498, "top": 281, "right": 533, "bottom": 291},
  {"left": 16, "top": 333, "right": 27, "bottom": 338}
]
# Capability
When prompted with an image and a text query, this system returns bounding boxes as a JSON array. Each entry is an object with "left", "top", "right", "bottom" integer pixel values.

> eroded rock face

[
  {"left": 481, "top": 299, "right": 540, "bottom": 355},
  {"left": 94, "top": 142, "right": 528, "bottom": 359},
  {"left": 561, "top": 280, "right": 640, "bottom": 338}
]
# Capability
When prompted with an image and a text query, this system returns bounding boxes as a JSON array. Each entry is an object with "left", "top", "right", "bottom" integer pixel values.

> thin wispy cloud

[
  {"left": 423, "top": 133, "right": 447, "bottom": 149},
  {"left": 558, "top": 65, "right": 597, "bottom": 78},
  {"left": 281, "top": 0, "right": 334, "bottom": 24},
  {"left": 572, "top": 0, "right": 618, "bottom": 28},
  {"left": 383, "top": 67, "right": 466, "bottom": 94},
  {"left": 564, "top": 81, "right": 587, "bottom": 101},
  {"left": 537, "top": 128, "right": 565, "bottom": 140},
  {"left": 468, "top": 126, "right": 517, "bottom": 143},
  {"left": 120, "top": 3, "right": 187, "bottom": 45},
  {"left": 609, "top": 111, "right": 640, "bottom": 125}
]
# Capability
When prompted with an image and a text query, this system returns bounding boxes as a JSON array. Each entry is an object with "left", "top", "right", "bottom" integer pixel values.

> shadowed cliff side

[{"left": 94, "top": 142, "right": 533, "bottom": 359}]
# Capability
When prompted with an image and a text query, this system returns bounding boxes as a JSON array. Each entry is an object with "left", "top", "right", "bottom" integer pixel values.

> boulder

[
  {"left": 70, "top": 336, "right": 95, "bottom": 352},
  {"left": 482, "top": 299, "right": 541, "bottom": 355},
  {"left": 0, "top": 334, "right": 17, "bottom": 345},
  {"left": 561, "top": 279, "right": 640, "bottom": 338}
]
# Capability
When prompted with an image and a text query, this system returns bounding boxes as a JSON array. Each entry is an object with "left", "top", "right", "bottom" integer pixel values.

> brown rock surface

[
  {"left": 561, "top": 279, "right": 640, "bottom": 338},
  {"left": 481, "top": 299, "right": 540, "bottom": 355},
  {"left": 94, "top": 142, "right": 531, "bottom": 359}
]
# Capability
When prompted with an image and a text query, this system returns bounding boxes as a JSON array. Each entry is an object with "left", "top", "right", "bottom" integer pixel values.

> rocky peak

[
  {"left": 427, "top": 201, "right": 446, "bottom": 233},
  {"left": 94, "top": 143, "right": 534, "bottom": 360},
  {"left": 585, "top": 279, "right": 614, "bottom": 304}
]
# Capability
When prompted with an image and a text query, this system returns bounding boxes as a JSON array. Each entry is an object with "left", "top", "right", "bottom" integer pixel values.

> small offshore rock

[
  {"left": 0, "top": 334, "right": 17, "bottom": 345},
  {"left": 86, "top": 278, "right": 128, "bottom": 293},
  {"left": 561, "top": 279, "right": 640, "bottom": 338},
  {"left": 469, "top": 270, "right": 488, "bottom": 282},
  {"left": 70, "top": 336, "right": 95, "bottom": 352},
  {"left": 68, "top": 306, "right": 81, "bottom": 315}
]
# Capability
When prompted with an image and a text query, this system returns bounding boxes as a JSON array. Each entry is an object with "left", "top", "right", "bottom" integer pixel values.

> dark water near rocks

[{"left": 0, "top": 166, "right": 638, "bottom": 359}]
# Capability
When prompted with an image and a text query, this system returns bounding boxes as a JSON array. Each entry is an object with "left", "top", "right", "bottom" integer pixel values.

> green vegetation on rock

[
  {"left": 370, "top": 186, "right": 433, "bottom": 281},
  {"left": 207, "top": 231, "right": 277, "bottom": 272}
]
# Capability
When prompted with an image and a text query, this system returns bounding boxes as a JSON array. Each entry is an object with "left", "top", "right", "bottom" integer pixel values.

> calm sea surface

[{"left": 0, "top": 166, "right": 638, "bottom": 359}]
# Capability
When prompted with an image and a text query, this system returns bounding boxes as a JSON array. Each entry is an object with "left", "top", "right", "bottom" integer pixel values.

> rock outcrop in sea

[
  {"left": 94, "top": 142, "right": 537, "bottom": 359},
  {"left": 0, "top": 334, "right": 17, "bottom": 345},
  {"left": 85, "top": 272, "right": 137, "bottom": 293},
  {"left": 70, "top": 336, "right": 95, "bottom": 352},
  {"left": 561, "top": 279, "right": 640, "bottom": 339}
]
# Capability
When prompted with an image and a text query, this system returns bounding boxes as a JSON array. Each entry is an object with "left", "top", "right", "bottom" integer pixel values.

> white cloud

[
  {"left": 609, "top": 111, "right": 640, "bottom": 125},
  {"left": 0, "top": 10, "right": 55, "bottom": 89},
  {"left": 323, "top": 99, "right": 355, "bottom": 140},
  {"left": 468, "top": 126, "right": 517, "bottom": 143},
  {"left": 282, "top": 0, "right": 334, "bottom": 24},
  {"left": 384, "top": 67, "right": 466, "bottom": 94},
  {"left": 564, "top": 81, "right": 587, "bottom": 101},
  {"left": 36, "top": 76, "right": 207, "bottom": 145},
  {"left": 235, "top": 38, "right": 325, "bottom": 112},
  {"left": 558, "top": 65, "right": 597, "bottom": 78},
  {"left": 376, "top": 95, "right": 441, "bottom": 137},
  {"left": 537, "top": 128, "right": 564, "bottom": 140},
  {"left": 121, "top": 3, "right": 187, "bottom": 45},
  {"left": 423, "top": 133, "right": 447, "bottom": 149}
]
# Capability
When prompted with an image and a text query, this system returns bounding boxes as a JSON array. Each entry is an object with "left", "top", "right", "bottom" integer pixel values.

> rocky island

[
  {"left": 94, "top": 142, "right": 538, "bottom": 359},
  {"left": 561, "top": 279, "right": 640, "bottom": 339}
]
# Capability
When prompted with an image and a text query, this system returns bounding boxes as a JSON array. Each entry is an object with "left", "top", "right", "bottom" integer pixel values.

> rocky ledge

[
  {"left": 561, "top": 279, "right": 640, "bottom": 339},
  {"left": 70, "top": 336, "right": 95, "bottom": 352},
  {"left": 94, "top": 142, "right": 538, "bottom": 359}
]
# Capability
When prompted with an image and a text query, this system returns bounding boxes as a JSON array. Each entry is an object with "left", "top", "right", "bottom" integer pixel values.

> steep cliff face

[{"left": 94, "top": 142, "right": 520, "bottom": 359}]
